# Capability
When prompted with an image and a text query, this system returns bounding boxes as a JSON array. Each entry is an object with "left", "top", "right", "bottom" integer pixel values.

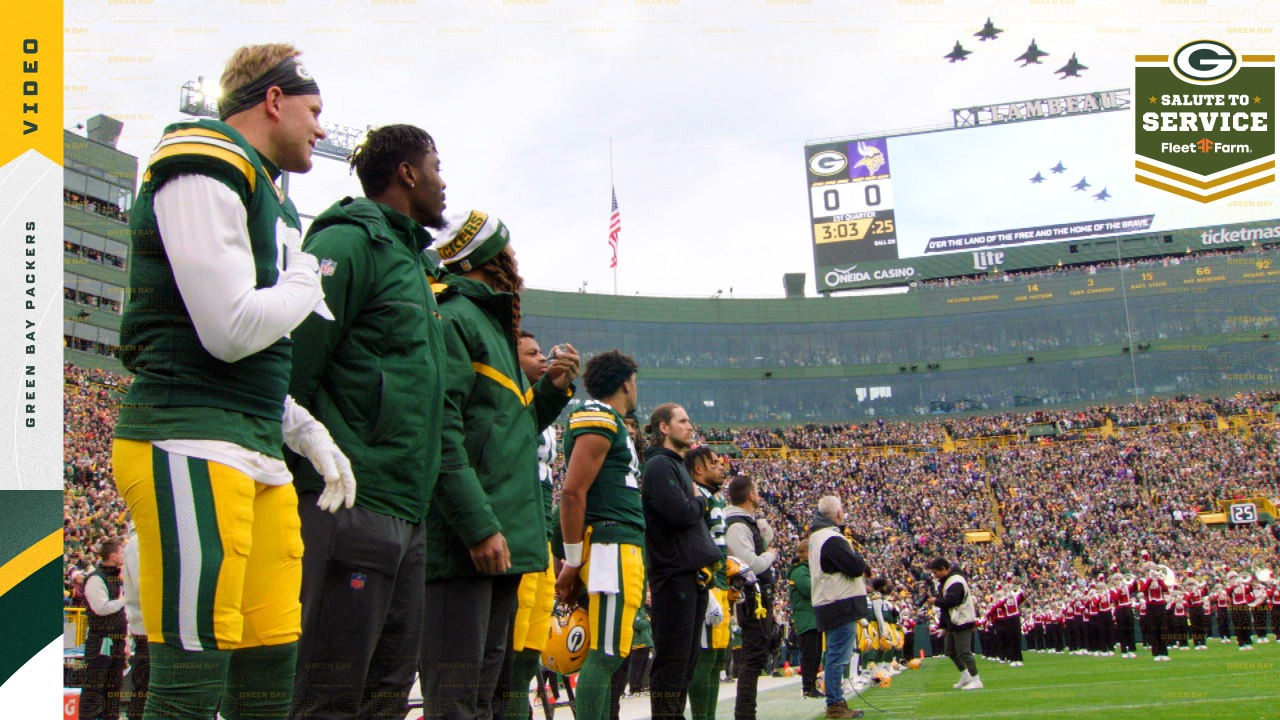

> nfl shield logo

[
  {"left": 350, "top": 572, "right": 366, "bottom": 590},
  {"left": 319, "top": 258, "right": 337, "bottom": 276}
]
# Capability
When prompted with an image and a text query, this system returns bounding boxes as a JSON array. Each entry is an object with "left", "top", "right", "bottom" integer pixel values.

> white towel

[{"left": 586, "top": 543, "right": 620, "bottom": 594}]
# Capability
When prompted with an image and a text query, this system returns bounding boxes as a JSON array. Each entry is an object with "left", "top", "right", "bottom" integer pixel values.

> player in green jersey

[
  {"left": 556, "top": 351, "right": 642, "bottom": 720},
  {"left": 113, "top": 44, "right": 353, "bottom": 720},
  {"left": 686, "top": 446, "right": 730, "bottom": 720}
]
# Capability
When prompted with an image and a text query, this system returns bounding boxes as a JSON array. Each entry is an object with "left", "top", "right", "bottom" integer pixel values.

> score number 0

[{"left": 817, "top": 182, "right": 895, "bottom": 215}]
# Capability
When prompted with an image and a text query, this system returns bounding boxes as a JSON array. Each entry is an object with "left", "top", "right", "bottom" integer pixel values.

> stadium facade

[
  {"left": 63, "top": 117, "right": 135, "bottom": 372},
  {"left": 523, "top": 231, "right": 1279, "bottom": 423}
]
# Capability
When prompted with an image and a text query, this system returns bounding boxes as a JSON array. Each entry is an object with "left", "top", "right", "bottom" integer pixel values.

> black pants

[
  {"left": 734, "top": 599, "right": 772, "bottom": 720},
  {"left": 82, "top": 631, "right": 126, "bottom": 720},
  {"left": 1232, "top": 607, "right": 1254, "bottom": 646},
  {"left": 1216, "top": 607, "right": 1231, "bottom": 638},
  {"left": 1188, "top": 607, "right": 1207, "bottom": 646},
  {"left": 648, "top": 573, "right": 706, "bottom": 720},
  {"left": 798, "top": 630, "right": 821, "bottom": 694},
  {"left": 1116, "top": 608, "right": 1136, "bottom": 653},
  {"left": 1146, "top": 604, "right": 1168, "bottom": 656},
  {"left": 628, "top": 647, "right": 652, "bottom": 692},
  {"left": 421, "top": 574, "right": 522, "bottom": 720},
  {"left": 293, "top": 497, "right": 427, "bottom": 720},
  {"left": 124, "top": 635, "right": 150, "bottom": 720},
  {"left": 1003, "top": 616, "right": 1023, "bottom": 661},
  {"left": 1098, "top": 613, "right": 1114, "bottom": 652}
]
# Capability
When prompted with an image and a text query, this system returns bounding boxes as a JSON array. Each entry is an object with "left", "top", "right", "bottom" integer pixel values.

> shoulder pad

[{"left": 144, "top": 126, "right": 257, "bottom": 194}]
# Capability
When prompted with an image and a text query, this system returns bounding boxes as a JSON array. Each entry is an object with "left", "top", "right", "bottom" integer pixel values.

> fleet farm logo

[{"left": 1135, "top": 41, "right": 1274, "bottom": 202}]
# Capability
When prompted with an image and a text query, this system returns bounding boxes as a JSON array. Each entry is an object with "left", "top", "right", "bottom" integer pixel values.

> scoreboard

[
  {"left": 799, "top": 89, "right": 1275, "bottom": 293},
  {"left": 806, "top": 137, "right": 900, "bottom": 269}
]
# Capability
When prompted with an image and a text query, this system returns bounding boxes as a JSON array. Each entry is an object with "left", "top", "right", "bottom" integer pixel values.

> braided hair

[{"left": 479, "top": 249, "right": 525, "bottom": 340}]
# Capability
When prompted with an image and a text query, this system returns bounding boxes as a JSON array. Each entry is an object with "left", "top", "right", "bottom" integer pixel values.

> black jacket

[
  {"left": 641, "top": 447, "right": 721, "bottom": 581},
  {"left": 809, "top": 510, "right": 870, "bottom": 631}
]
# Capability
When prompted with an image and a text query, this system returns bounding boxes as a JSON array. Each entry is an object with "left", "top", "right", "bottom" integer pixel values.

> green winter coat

[
  {"left": 425, "top": 274, "right": 573, "bottom": 581},
  {"left": 631, "top": 605, "right": 653, "bottom": 649},
  {"left": 287, "top": 197, "right": 447, "bottom": 523},
  {"left": 788, "top": 562, "right": 817, "bottom": 636}
]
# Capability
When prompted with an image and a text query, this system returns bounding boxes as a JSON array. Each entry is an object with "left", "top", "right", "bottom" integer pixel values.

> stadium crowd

[{"left": 67, "top": 358, "right": 1278, "bottom": 626}]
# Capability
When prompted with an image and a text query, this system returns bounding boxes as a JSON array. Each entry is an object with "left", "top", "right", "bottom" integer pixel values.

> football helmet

[{"left": 542, "top": 605, "right": 590, "bottom": 674}]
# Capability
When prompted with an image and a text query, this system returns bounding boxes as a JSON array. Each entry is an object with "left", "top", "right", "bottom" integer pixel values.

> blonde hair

[{"left": 220, "top": 43, "right": 301, "bottom": 97}]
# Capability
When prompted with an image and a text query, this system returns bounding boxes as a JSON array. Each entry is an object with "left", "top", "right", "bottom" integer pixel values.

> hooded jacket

[
  {"left": 425, "top": 274, "right": 573, "bottom": 581},
  {"left": 641, "top": 446, "right": 721, "bottom": 581},
  {"left": 287, "top": 197, "right": 446, "bottom": 522}
]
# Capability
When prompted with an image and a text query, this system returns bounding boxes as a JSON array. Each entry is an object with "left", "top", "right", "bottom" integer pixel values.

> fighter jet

[
  {"left": 1056, "top": 53, "right": 1087, "bottom": 79},
  {"left": 1050, "top": 161, "right": 1067, "bottom": 174},
  {"left": 1030, "top": 172, "right": 1045, "bottom": 184},
  {"left": 974, "top": 18, "right": 1003, "bottom": 41},
  {"left": 1015, "top": 39, "right": 1048, "bottom": 66},
  {"left": 1093, "top": 187, "right": 1111, "bottom": 201},
  {"left": 1072, "top": 177, "right": 1091, "bottom": 191},
  {"left": 945, "top": 41, "right": 972, "bottom": 63}
]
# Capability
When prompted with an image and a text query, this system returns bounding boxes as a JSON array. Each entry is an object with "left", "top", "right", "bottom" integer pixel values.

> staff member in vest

[
  {"left": 83, "top": 540, "right": 128, "bottom": 720},
  {"left": 641, "top": 404, "right": 720, "bottom": 720},
  {"left": 725, "top": 476, "right": 779, "bottom": 720},
  {"left": 112, "top": 44, "right": 349, "bottom": 720},
  {"left": 927, "top": 558, "right": 982, "bottom": 691},
  {"left": 121, "top": 533, "right": 150, "bottom": 720},
  {"left": 787, "top": 543, "right": 822, "bottom": 699},
  {"left": 807, "top": 495, "right": 867, "bottom": 719}
]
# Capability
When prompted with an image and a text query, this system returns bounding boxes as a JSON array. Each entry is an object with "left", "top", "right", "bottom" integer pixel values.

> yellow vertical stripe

[
  {"left": 205, "top": 460, "right": 256, "bottom": 650},
  {"left": 112, "top": 438, "right": 168, "bottom": 641},
  {"left": 619, "top": 543, "right": 645, "bottom": 654}
]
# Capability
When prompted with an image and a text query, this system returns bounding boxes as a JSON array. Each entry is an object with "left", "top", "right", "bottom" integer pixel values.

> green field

[{"left": 743, "top": 644, "right": 1279, "bottom": 720}]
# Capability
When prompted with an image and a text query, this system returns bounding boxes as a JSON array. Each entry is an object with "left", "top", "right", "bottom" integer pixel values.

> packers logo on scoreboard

[{"left": 1135, "top": 41, "right": 1275, "bottom": 202}]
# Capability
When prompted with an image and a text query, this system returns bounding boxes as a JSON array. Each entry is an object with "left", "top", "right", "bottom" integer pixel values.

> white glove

[
  {"left": 282, "top": 235, "right": 335, "bottom": 321},
  {"left": 706, "top": 598, "right": 724, "bottom": 627},
  {"left": 282, "top": 396, "right": 356, "bottom": 512}
]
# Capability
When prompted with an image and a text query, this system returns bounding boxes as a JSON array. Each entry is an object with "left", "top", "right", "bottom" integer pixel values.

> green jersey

[
  {"left": 118, "top": 119, "right": 298, "bottom": 455},
  {"left": 562, "top": 401, "right": 643, "bottom": 544},
  {"left": 697, "top": 483, "right": 729, "bottom": 589}
]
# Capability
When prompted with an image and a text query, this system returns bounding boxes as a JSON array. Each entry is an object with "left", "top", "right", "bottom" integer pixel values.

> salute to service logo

[{"left": 1135, "top": 41, "right": 1274, "bottom": 202}]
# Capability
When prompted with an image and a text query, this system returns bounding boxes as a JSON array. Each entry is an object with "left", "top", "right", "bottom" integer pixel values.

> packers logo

[
  {"left": 438, "top": 211, "right": 489, "bottom": 258},
  {"left": 1171, "top": 40, "right": 1236, "bottom": 84},
  {"left": 566, "top": 626, "right": 587, "bottom": 653},
  {"left": 294, "top": 61, "right": 314, "bottom": 81}
]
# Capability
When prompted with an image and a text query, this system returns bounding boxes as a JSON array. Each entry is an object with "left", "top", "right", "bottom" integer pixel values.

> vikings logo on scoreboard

[{"left": 806, "top": 137, "right": 900, "bottom": 289}]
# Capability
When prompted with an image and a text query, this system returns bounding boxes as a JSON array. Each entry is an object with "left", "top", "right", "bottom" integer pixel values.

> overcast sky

[{"left": 66, "top": 0, "right": 1279, "bottom": 297}]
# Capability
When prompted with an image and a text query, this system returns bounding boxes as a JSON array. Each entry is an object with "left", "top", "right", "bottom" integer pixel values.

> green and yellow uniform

[
  {"left": 563, "top": 401, "right": 645, "bottom": 657},
  {"left": 114, "top": 118, "right": 302, "bottom": 654},
  {"left": 690, "top": 482, "right": 730, "bottom": 720}
]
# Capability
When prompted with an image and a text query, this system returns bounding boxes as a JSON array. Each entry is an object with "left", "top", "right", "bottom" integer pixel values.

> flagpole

[{"left": 610, "top": 137, "right": 617, "bottom": 295}]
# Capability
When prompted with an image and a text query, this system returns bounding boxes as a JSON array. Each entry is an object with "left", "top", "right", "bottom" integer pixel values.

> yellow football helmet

[
  {"left": 872, "top": 670, "right": 892, "bottom": 688},
  {"left": 907, "top": 658, "right": 922, "bottom": 670},
  {"left": 542, "top": 605, "right": 590, "bottom": 674}
]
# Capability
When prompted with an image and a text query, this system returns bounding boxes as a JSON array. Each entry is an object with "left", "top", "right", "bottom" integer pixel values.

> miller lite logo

[{"left": 973, "top": 250, "right": 1005, "bottom": 271}]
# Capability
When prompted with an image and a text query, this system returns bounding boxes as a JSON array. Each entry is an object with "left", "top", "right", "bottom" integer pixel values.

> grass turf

[{"left": 739, "top": 643, "right": 1279, "bottom": 720}]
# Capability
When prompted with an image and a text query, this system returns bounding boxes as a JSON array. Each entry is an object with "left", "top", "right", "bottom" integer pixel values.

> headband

[{"left": 218, "top": 56, "right": 321, "bottom": 120}]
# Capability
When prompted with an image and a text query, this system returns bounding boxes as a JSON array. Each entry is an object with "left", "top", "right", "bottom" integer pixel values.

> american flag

[{"left": 609, "top": 187, "right": 621, "bottom": 268}]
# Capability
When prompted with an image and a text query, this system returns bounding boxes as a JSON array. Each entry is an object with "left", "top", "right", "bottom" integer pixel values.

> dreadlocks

[{"left": 481, "top": 249, "right": 525, "bottom": 340}]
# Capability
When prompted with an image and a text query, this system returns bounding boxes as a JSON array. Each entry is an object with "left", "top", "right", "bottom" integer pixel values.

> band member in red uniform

[
  {"left": 1084, "top": 585, "right": 1101, "bottom": 655},
  {"left": 1002, "top": 583, "right": 1025, "bottom": 666},
  {"left": 1214, "top": 583, "right": 1232, "bottom": 642},
  {"left": 1264, "top": 582, "right": 1280, "bottom": 644},
  {"left": 1169, "top": 594, "right": 1190, "bottom": 650},
  {"left": 1110, "top": 574, "right": 1137, "bottom": 658},
  {"left": 987, "top": 591, "right": 1007, "bottom": 663},
  {"left": 1136, "top": 571, "right": 1170, "bottom": 661},
  {"left": 1095, "top": 578, "right": 1114, "bottom": 657},
  {"left": 1226, "top": 573, "right": 1257, "bottom": 650},
  {"left": 1184, "top": 580, "right": 1209, "bottom": 649}
]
